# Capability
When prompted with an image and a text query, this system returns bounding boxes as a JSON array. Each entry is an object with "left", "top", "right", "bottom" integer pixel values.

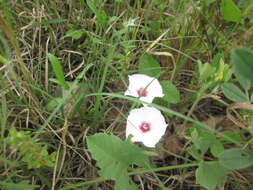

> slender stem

[
  {"left": 59, "top": 162, "right": 199, "bottom": 190},
  {"left": 60, "top": 177, "right": 105, "bottom": 190},
  {"left": 182, "top": 83, "right": 211, "bottom": 126},
  {"left": 128, "top": 162, "right": 199, "bottom": 175},
  {"left": 182, "top": 95, "right": 202, "bottom": 126}
]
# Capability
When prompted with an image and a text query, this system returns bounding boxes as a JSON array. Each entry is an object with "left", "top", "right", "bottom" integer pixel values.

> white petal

[
  {"left": 126, "top": 108, "right": 143, "bottom": 140},
  {"left": 141, "top": 135, "right": 162, "bottom": 147},
  {"left": 124, "top": 74, "right": 164, "bottom": 104},
  {"left": 126, "top": 107, "right": 168, "bottom": 147}
]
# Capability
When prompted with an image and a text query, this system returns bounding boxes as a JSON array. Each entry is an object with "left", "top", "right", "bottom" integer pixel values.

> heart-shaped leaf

[
  {"left": 161, "top": 80, "right": 180, "bottom": 104},
  {"left": 87, "top": 133, "right": 150, "bottom": 190}
]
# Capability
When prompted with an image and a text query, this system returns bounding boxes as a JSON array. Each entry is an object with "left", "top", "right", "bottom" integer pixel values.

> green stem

[
  {"left": 182, "top": 95, "right": 202, "bottom": 125},
  {"left": 183, "top": 83, "right": 211, "bottom": 126},
  {"left": 59, "top": 162, "right": 199, "bottom": 190},
  {"left": 128, "top": 162, "right": 198, "bottom": 175},
  {"left": 61, "top": 177, "right": 105, "bottom": 190}
]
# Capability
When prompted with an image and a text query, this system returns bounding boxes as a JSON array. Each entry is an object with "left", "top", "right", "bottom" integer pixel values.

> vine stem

[
  {"left": 182, "top": 83, "right": 211, "bottom": 126},
  {"left": 129, "top": 162, "right": 199, "bottom": 175},
  {"left": 59, "top": 162, "right": 199, "bottom": 190}
]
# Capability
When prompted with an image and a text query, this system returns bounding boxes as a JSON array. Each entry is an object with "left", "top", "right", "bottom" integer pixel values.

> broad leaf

[
  {"left": 221, "top": 82, "right": 249, "bottom": 102},
  {"left": 138, "top": 53, "right": 161, "bottom": 77},
  {"left": 48, "top": 53, "right": 69, "bottom": 89},
  {"left": 196, "top": 161, "right": 229, "bottom": 190},
  {"left": 231, "top": 48, "right": 253, "bottom": 81},
  {"left": 218, "top": 148, "right": 253, "bottom": 169},
  {"left": 86, "top": 133, "right": 150, "bottom": 190},
  {"left": 161, "top": 80, "right": 180, "bottom": 104},
  {"left": 221, "top": 0, "right": 243, "bottom": 23}
]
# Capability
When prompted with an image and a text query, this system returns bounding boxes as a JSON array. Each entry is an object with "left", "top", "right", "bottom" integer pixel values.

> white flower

[
  {"left": 124, "top": 74, "right": 164, "bottom": 104},
  {"left": 126, "top": 107, "right": 168, "bottom": 147}
]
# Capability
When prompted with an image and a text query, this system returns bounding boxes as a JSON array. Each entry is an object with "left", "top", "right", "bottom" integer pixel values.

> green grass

[{"left": 0, "top": 0, "right": 253, "bottom": 189}]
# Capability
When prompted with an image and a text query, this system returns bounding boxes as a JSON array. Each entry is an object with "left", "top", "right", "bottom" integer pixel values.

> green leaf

[
  {"left": 96, "top": 11, "right": 108, "bottom": 28},
  {"left": 220, "top": 131, "right": 245, "bottom": 144},
  {"left": 8, "top": 128, "right": 56, "bottom": 169},
  {"left": 221, "top": 0, "right": 243, "bottom": 23},
  {"left": 251, "top": 93, "right": 253, "bottom": 102},
  {"left": 65, "top": 29, "right": 84, "bottom": 40},
  {"left": 86, "top": 0, "right": 97, "bottom": 13},
  {"left": 198, "top": 61, "right": 215, "bottom": 81},
  {"left": 231, "top": 48, "right": 253, "bottom": 81},
  {"left": 235, "top": 71, "right": 251, "bottom": 91},
  {"left": 210, "top": 141, "right": 224, "bottom": 157},
  {"left": 48, "top": 53, "right": 69, "bottom": 89},
  {"left": 160, "top": 80, "right": 180, "bottom": 104},
  {"left": 196, "top": 161, "right": 229, "bottom": 190},
  {"left": 86, "top": 133, "right": 150, "bottom": 190},
  {"left": 0, "top": 180, "right": 38, "bottom": 190},
  {"left": 187, "top": 145, "right": 202, "bottom": 160},
  {"left": 218, "top": 148, "right": 253, "bottom": 169},
  {"left": 86, "top": 0, "right": 108, "bottom": 28},
  {"left": 0, "top": 157, "right": 19, "bottom": 167},
  {"left": 138, "top": 53, "right": 161, "bottom": 77},
  {"left": 190, "top": 128, "right": 215, "bottom": 155},
  {"left": 221, "top": 82, "right": 249, "bottom": 102},
  {"left": 49, "top": 78, "right": 63, "bottom": 86}
]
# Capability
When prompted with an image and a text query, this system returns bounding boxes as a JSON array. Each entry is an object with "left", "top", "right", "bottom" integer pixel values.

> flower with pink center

[
  {"left": 139, "top": 121, "right": 151, "bottom": 132},
  {"left": 126, "top": 107, "right": 168, "bottom": 147},
  {"left": 124, "top": 74, "right": 164, "bottom": 105}
]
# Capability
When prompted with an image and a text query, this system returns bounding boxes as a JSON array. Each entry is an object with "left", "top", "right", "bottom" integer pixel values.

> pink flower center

[
  {"left": 137, "top": 88, "right": 148, "bottom": 97},
  {"left": 139, "top": 122, "right": 151, "bottom": 133}
]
